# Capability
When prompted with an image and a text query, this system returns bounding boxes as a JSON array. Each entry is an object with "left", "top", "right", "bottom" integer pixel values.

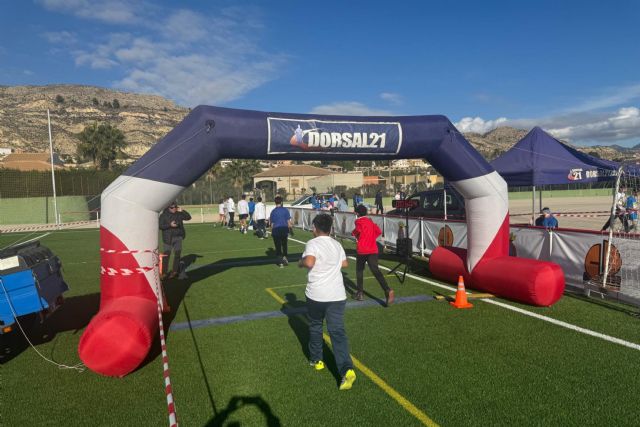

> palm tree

[
  {"left": 77, "top": 122, "right": 127, "bottom": 170},
  {"left": 222, "top": 159, "right": 262, "bottom": 196}
]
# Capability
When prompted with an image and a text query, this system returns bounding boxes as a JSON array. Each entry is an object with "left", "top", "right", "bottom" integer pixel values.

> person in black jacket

[{"left": 159, "top": 201, "right": 191, "bottom": 279}]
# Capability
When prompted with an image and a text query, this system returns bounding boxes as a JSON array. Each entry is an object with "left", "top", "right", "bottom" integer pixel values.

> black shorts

[{"left": 239, "top": 214, "right": 248, "bottom": 220}]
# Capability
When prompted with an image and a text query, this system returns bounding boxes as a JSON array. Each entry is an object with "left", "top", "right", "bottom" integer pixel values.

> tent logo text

[
  {"left": 267, "top": 117, "right": 402, "bottom": 155},
  {"left": 568, "top": 168, "right": 583, "bottom": 181}
]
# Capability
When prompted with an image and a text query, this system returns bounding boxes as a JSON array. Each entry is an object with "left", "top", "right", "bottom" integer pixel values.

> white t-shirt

[
  {"left": 218, "top": 203, "right": 225, "bottom": 214},
  {"left": 238, "top": 199, "right": 249, "bottom": 215},
  {"left": 303, "top": 236, "right": 347, "bottom": 302},
  {"left": 254, "top": 202, "right": 266, "bottom": 220},
  {"left": 227, "top": 198, "right": 235, "bottom": 212}
]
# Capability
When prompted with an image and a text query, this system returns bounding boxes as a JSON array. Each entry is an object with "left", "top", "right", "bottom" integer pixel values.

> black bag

[{"left": 396, "top": 238, "right": 412, "bottom": 258}]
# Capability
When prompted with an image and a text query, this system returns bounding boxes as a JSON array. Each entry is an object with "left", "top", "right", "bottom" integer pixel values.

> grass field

[{"left": 1, "top": 224, "right": 640, "bottom": 426}]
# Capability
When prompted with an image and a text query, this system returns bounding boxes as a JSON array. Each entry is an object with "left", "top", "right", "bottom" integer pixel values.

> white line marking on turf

[{"left": 288, "top": 236, "right": 640, "bottom": 352}]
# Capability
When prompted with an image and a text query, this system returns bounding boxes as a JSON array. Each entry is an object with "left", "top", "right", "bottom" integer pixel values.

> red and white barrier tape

[
  {"left": 152, "top": 253, "right": 178, "bottom": 427},
  {"left": 1, "top": 221, "right": 94, "bottom": 233},
  {"left": 158, "top": 298, "right": 178, "bottom": 427},
  {"left": 553, "top": 213, "right": 609, "bottom": 218},
  {"left": 99, "top": 266, "right": 155, "bottom": 276},
  {"left": 100, "top": 248, "right": 158, "bottom": 254}
]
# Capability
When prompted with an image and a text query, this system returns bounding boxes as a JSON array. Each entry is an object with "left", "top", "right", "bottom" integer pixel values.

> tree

[
  {"left": 103, "top": 101, "right": 112, "bottom": 108},
  {"left": 55, "top": 94, "right": 65, "bottom": 103},
  {"left": 112, "top": 99, "right": 120, "bottom": 108},
  {"left": 77, "top": 122, "right": 127, "bottom": 170},
  {"left": 222, "top": 159, "right": 263, "bottom": 196},
  {"left": 92, "top": 97, "right": 99, "bottom": 106}
]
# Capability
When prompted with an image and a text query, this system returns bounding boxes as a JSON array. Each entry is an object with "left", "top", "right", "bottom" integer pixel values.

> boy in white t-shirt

[
  {"left": 298, "top": 213, "right": 356, "bottom": 391},
  {"left": 253, "top": 196, "right": 267, "bottom": 238},
  {"left": 218, "top": 198, "right": 226, "bottom": 227},
  {"left": 237, "top": 194, "right": 250, "bottom": 234}
]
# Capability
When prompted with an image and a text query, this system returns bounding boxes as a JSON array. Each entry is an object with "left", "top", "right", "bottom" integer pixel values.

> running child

[
  {"left": 299, "top": 213, "right": 356, "bottom": 391},
  {"left": 352, "top": 204, "right": 394, "bottom": 306}
]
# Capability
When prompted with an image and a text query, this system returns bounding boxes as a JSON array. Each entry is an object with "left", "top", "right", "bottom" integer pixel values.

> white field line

[{"left": 288, "top": 236, "right": 640, "bottom": 352}]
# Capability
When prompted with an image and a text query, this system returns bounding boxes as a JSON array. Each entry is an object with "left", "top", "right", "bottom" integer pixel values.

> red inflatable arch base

[{"left": 429, "top": 246, "right": 565, "bottom": 306}]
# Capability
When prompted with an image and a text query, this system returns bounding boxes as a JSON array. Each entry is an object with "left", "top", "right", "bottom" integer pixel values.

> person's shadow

[
  {"left": 342, "top": 273, "right": 386, "bottom": 306},
  {"left": 205, "top": 395, "right": 281, "bottom": 426},
  {"left": 281, "top": 293, "right": 341, "bottom": 385}
]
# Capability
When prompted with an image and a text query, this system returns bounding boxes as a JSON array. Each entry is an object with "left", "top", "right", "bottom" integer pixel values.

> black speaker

[{"left": 396, "top": 238, "right": 412, "bottom": 258}]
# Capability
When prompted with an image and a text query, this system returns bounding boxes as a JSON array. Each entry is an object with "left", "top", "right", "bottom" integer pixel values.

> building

[
  {"left": 307, "top": 172, "right": 364, "bottom": 193},
  {"left": 253, "top": 165, "right": 332, "bottom": 199},
  {"left": 0, "top": 152, "right": 65, "bottom": 172},
  {"left": 252, "top": 165, "right": 364, "bottom": 199}
]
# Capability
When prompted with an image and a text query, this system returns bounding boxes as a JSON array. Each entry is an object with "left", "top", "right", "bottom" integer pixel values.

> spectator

[
  {"left": 534, "top": 209, "right": 545, "bottom": 227},
  {"left": 269, "top": 196, "right": 293, "bottom": 267},
  {"left": 238, "top": 194, "right": 250, "bottom": 234},
  {"left": 337, "top": 193, "right": 350, "bottom": 212},
  {"left": 298, "top": 213, "right": 356, "bottom": 391},
  {"left": 254, "top": 196, "right": 267, "bottom": 238},
  {"left": 218, "top": 198, "right": 226, "bottom": 227},
  {"left": 227, "top": 196, "right": 236, "bottom": 229},
  {"left": 375, "top": 189, "right": 384, "bottom": 215},
  {"left": 602, "top": 187, "right": 628, "bottom": 231},
  {"left": 248, "top": 197, "right": 256, "bottom": 227},
  {"left": 394, "top": 191, "right": 401, "bottom": 201},
  {"left": 626, "top": 190, "right": 638, "bottom": 231},
  {"left": 309, "top": 193, "right": 318, "bottom": 209},
  {"left": 159, "top": 201, "right": 191, "bottom": 279},
  {"left": 541, "top": 207, "right": 558, "bottom": 229}
]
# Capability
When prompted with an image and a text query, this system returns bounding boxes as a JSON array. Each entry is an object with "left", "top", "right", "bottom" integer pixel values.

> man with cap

[
  {"left": 540, "top": 207, "right": 558, "bottom": 229},
  {"left": 159, "top": 201, "right": 191, "bottom": 279}
]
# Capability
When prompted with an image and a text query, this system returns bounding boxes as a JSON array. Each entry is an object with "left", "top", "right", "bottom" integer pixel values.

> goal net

[{"left": 598, "top": 165, "right": 640, "bottom": 305}]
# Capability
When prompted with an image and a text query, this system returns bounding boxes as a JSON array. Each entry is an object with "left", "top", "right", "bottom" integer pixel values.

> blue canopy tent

[{"left": 490, "top": 126, "right": 620, "bottom": 221}]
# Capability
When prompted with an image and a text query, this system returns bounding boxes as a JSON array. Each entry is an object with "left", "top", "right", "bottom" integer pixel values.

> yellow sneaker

[
  {"left": 339, "top": 369, "right": 356, "bottom": 390},
  {"left": 310, "top": 360, "right": 325, "bottom": 371}
]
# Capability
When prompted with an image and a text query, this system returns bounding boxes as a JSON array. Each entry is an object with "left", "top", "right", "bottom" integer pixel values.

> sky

[{"left": 1, "top": 0, "right": 639, "bottom": 146}]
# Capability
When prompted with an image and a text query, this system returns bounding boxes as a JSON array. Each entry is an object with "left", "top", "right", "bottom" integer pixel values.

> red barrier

[{"left": 430, "top": 246, "right": 565, "bottom": 307}]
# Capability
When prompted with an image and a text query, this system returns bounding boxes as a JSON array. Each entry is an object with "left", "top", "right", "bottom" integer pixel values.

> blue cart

[{"left": 0, "top": 241, "right": 69, "bottom": 334}]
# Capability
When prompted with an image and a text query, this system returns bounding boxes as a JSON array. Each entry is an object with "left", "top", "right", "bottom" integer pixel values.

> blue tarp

[{"left": 490, "top": 126, "right": 620, "bottom": 186}]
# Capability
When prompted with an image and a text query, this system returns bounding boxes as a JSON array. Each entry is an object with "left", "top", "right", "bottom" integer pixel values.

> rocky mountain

[
  {"left": 0, "top": 84, "right": 637, "bottom": 163},
  {"left": 0, "top": 85, "right": 188, "bottom": 159}
]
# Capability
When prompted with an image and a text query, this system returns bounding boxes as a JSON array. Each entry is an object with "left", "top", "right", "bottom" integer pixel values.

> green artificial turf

[{"left": 1, "top": 224, "right": 639, "bottom": 426}]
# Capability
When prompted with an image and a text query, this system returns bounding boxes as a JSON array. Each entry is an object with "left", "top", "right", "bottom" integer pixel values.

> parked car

[
  {"left": 386, "top": 188, "right": 466, "bottom": 219},
  {"left": 288, "top": 193, "right": 335, "bottom": 209}
]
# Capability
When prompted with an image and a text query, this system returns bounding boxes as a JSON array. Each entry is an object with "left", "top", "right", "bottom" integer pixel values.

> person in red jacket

[{"left": 352, "top": 205, "right": 395, "bottom": 306}]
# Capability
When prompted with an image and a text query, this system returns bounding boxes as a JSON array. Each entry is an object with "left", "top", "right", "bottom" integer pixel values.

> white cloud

[
  {"left": 309, "top": 102, "right": 393, "bottom": 116},
  {"left": 42, "top": 31, "right": 77, "bottom": 44},
  {"left": 547, "top": 107, "right": 640, "bottom": 142},
  {"left": 568, "top": 83, "right": 640, "bottom": 112},
  {"left": 380, "top": 92, "right": 403, "bottom": 105},
  {"left": 454, "top": 107, "right": 640, "bottom": 144},
  {"left": 39, "top": 0, "right": 140, "bottom": 24},
  {"left": 23, "top": 70, "right": 34, "bottom": 76},
  {"left": 40, "top": 5, "right": 286, "bottom": 106},
  {"left": 455, "top": 116, "right": 508, "bottom": 133}
]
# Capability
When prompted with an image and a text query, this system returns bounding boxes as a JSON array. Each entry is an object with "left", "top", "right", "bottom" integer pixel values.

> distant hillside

[
  {"left": 0, "top": 85, "right": 188, "bottom": 159},
  {"left": 0, "top": 84, "right": 637, "bottom": 163}
]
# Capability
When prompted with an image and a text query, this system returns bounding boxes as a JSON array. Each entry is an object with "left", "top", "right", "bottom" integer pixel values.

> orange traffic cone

[{"left": 450, "top": 275, "right": 473, "bottom": 309}]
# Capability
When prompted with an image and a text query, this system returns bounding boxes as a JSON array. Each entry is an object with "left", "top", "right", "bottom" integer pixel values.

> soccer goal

[{"left": 598, "top": 165, "right": 640, "bottom": 305}]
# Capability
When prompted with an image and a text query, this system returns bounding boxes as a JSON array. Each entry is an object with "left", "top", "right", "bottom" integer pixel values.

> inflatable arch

[{"left": 79, "top": 106, "right": 565, "bottom": 376}]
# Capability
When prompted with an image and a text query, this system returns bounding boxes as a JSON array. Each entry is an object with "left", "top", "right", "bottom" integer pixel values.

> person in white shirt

[
  {"left": 226, "top": 196, "right": 235, "bottom": 229},
  {"left": 253, "top": 196, "right": 268, "bottom": 238},
  {"left": 218, "top": 198, "right": 226, "bottom": 227},
  {"left": 298, "top": 213, "right": 356, "bottom": 391},
  {"left": 237, "top": 194, "right": 250, "bottom": 234}
]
